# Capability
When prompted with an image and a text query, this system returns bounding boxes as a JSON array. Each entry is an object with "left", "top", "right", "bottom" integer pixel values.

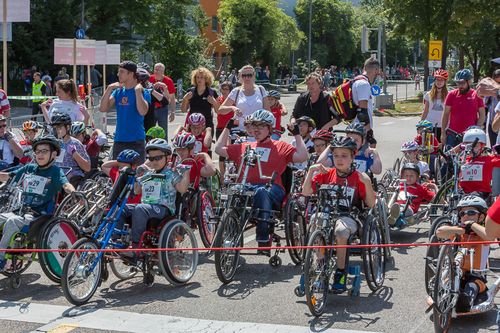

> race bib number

[
  {"left": 461, "top": 164, "right": 483, "bottom": 182},
  {"left": 354, "top": 159, "right": 368, "bottom": 173},
  {"left": 325, "top": 185, "right": 355, "bottom": 207},
  {"left": 23, "top": 175, "right": 49, "bottom": 195},
  {"left": 55, "top": 149, "right": 65, "bottom": 163},
  {"left": 142, "top": 180, "right": 162, "bottom": 203},
  {"left": 194, "top": 141, "right": 203, "bottom": 154},
  {"left": 255, "top": 147, "right": 271, "bottom": 163}
]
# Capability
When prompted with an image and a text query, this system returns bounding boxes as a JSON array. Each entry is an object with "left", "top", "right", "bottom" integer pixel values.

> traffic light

[{"left": 361, "top": 25, "right": 369, "bottom": 53}]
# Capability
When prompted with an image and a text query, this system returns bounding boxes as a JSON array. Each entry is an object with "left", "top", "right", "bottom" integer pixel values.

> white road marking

[
  {"left": 381, "top": 121, "right": 395, "bottom": 126},
  {"left": 0, "top": 300, "right": 381, "bottom": 333}
]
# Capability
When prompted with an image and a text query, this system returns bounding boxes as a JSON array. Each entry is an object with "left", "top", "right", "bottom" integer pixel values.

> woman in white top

[
  {"left": 41, "top": 79, "right": 90, "bottom": 124},
  {"left": 421, "top": 69, "right": 448, "bottom": 140},
  {"left": 218, "top": 65, "right": 270, "bottom": 131}
]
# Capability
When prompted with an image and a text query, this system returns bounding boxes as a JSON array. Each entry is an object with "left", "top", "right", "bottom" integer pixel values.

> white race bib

[
  {"left": 194, "top": 140, "right": 203, "bottom": 154},
  {"left": 461, "top": 164, "right": 483, "bottom": 182},
  {"left": 23, "top": 175, "right": 49, "bottom": 195},
  {"left": 354, "top": 159, "right": 368, "bottom": 173},
  {"left": 142, "top": 180, "right": 162, "bottom": 203},
  {"left": 55, "top": 149, "right": 65, "bottom": 163},
  {"left": 255, "top": 147, "right": 271, "bottom": 163},
  {"left": 340, "top": 186, "right": 355, "bottom": 207}
]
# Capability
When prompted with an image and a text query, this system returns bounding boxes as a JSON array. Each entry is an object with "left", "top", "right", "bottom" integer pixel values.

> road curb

[{"left": 375, "top": 110, "right": 421, "bottom": 118}]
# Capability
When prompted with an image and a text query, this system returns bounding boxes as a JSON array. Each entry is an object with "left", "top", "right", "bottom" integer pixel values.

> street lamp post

[{"left": 307, "top": 0, "right": 312, "bottom": 73}]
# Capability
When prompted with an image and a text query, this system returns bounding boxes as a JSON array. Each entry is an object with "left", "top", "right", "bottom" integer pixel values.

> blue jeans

[
  {"left": 117, "top": 203, "right": 169, "bottom": 244},
  {"left": 251, "top": 184, "right": 285, "bottom": 243},
  {"left": 154, "top": 106, "right": 169, "bottom": 139}
]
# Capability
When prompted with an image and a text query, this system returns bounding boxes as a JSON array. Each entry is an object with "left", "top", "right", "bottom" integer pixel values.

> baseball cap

[{"left": 119, "top": 61, "right": 137, "bottom": 73}]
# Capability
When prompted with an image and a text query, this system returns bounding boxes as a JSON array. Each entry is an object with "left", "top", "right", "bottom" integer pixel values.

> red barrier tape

[{"left": 1, "top": 240, "right": 499, "bottom": 253}]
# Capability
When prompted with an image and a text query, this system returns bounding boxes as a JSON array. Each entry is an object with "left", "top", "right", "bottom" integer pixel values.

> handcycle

[
  {"left": 60, "top": 167, "right": 198, "bottom": 305},
  {"left": 294, "top": 184, "right": 387, "bottom": 317}
]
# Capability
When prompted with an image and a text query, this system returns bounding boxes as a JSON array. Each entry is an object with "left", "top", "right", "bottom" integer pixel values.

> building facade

[{"left": 199, "top": 0, "right": 229, "bottom": 71}]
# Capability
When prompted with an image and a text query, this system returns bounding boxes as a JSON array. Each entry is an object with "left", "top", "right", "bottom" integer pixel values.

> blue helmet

[
  {"left": 117, "top": 149, "right": 141, "bottom": 164},
  {"left": 454, "top": 69, "right": 472, "bottom": 82},
  {"left": 268, "top": 90, "right": 281, "bottom": 99}
]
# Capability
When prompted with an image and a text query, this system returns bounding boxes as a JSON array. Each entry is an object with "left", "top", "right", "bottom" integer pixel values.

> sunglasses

[
  {"left": 34, "top": 149, "right": 50, "bottom": 155},
  {"left": 147, "top": 155, "right": 166, "bottom": 162},
  {"left": 241, "top": 73, "right": 253, "bottom": 78},
  {"left": 459, "top": 210, "right": 480, "bottom": 218}
]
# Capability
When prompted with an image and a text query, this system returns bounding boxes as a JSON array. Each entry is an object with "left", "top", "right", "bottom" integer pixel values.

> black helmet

[
  {"left": 136, "top": 67, "right": 150, "bottom": 82},
  {"left": 297, "top": 116, "right": 316, "bottom": 129},
  {"left": 345, "top": 122, "right": 366, "bottom": 137},
  {"left": 51, "top": 113, "right": 72, "bottom": 126},
  {"left": 137, "top": 62, "right": 151, "bottom": 72},
  {"left": 401, "top": 162, "right": 420, "bottom": 176},
  {"left": 330, "top": 136, "right": 357, "bottom": 153},
  {"left": 32, "top": 135, "right": 61, "bottom": 155}
]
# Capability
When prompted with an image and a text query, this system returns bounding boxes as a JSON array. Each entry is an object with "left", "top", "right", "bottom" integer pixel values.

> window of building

[{"left": 211, "top": 16, "right": 218, "bottom": 32}]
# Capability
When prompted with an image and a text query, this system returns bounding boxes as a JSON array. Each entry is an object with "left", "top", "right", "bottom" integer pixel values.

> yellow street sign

[{"left": 428, "top": 40, "right": 443, "bottom": 61}]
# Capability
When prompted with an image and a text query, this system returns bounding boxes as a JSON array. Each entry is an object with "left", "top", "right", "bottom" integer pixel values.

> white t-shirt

[
  {"left": 423, "top": 92, "right": 444, "bottom": 127},
  {"left": 48, "top": 100, "right": 85, "bottom": 122},
  {"left": 290, "top": 137, "right": 314, "bottom": 170},
  {"left": 352, "top": 79, "right": 373, "bottom": 127},
  {"left": 228, "top": 85, "right": 268, "bottom": 130}
]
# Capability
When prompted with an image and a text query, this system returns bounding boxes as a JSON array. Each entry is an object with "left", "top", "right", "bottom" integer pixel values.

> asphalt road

[{"left": 1, "top": 93, "right": 499, "bottom": 333}]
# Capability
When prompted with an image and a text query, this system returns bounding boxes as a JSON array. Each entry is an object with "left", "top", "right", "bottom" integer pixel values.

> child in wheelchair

[
  {"left": 387, "top": 163, "right": 437, "bottom": 228},
  {"left": 435, "top": 195, "right": 493, "bottom": 313},
  {"left": 400, "top": 140, "right": 431, "bottom": 180},
  {"left": 0, "top": 135, "right": 75, "bottom": 271},
  {"left": 174, "top": 113, "right": 213, "bottom": 155},
  {"left": 303, "top": 136, "right": 375, "bottom": 293},
  {"left": 414, "top": 120, "right": 439, "bottom": 175}
]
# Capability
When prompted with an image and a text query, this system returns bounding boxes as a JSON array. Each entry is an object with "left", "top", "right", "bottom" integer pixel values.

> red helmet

[
  {"left": 187, "top": 113, "right": 206, "bottom": 126},
  {"left": 433, "top": 69, "right": 448, "bottom": 80},
  {"left": 312, "top": 129, "right": 334, "bottom": 142}
]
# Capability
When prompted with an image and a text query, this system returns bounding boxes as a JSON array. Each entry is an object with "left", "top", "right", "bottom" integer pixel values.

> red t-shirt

[
  {"left": 226, "top": 140, "right": 296, "bottom": 189},
  {"left": 19, "top": 139, "right": 32, "bottom": 164},
  {"left": 311, "top": 168, "right": 367, "bottom": 209},
  {"left": 487, "top": 197, "right": 500, "bottom": 224},
  {"left": 0, "top": 89, "right": 10, "bottom": 115},
  {"left": 86, "top": 138, "right": 101, "bottom": 158},
  {"left": 216, "top": 95, "right": 233, "bottom": 129},
  {"left": 459, "top": 155, "right": 500, "bottom": 193},
  {"left": 149, "top": 74, "right": 176, "bottom": 108},
  {"left": 193, "top": 131, "right": 209, "bottom": 154},
  {"left": 395, "top": 182, "right": 435, "bottom": 212},
  {"left": 270, "top": 103, "right": 283, "bottom": 130},
  {"left": 445, "top": 89, "right": 485, "bottom": 133},
  {"left": 109, "top": 167, "right": 141, "bottom": 204},
  {"left": 175, "top": 157, "right": 204, "bottom": 188},
  {"left": 414, "top": 134, "right": 439, "bottom": 154}
]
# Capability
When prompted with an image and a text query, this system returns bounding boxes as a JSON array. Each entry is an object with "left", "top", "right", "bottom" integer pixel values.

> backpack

[{"left": 329, "top": 75, "right": 369, "bottom": 122}]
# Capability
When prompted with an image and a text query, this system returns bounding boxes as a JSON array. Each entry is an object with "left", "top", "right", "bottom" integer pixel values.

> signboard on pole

[
  {"left": 0, "top": 0, "right": 30, "bottom": 22},
  {"left": 54, "top": 38, "right": 96, "bottom": 65},
  {"left": 428, "top": 40, "right": 443, "bottom": 61},
  {"left": 428, "top": 60, "right": 442, "bottom": 68},
  {"left": 106, "top": 44, "right": 121, "bottom": 64},
  {"left": 95, "top": 41, "right": 107, "bottom": 64},
  {"left": 0, "top": 22, "right": 12, "bottom": 41}
]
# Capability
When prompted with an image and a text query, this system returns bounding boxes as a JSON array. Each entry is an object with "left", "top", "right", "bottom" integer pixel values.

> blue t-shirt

[
  {"left": 112, "top": 87, "right": 151, "bottom": 142},
  {"left": 13, "top": 163, "right": 69, "bottom": 214},
  {"left": 354, "top": 146, "right": 374, "bottom": 173}
]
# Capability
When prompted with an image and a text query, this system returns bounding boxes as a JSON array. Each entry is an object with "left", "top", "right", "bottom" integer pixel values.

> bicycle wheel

[
  {"left": 158, "top": 219, "right": 198, "bottom": 285},
  {"left": 375, "top": 198, "right": 392, "bottom": 261},
  {"left": 1, "top": 233, "right": 34, "bottom": 278},
  {"left": 434, "top": 156, "right": 443, "bottom": 186},
  {"left": 196, "top": 190, "right": 217, "bottom": 248},
  {"left": 61, "top": 238, "right": 102, "bottom": 306},
  {"left": 54, "top": 191, "right": 90, "bottom": 224},
  {"left": 304, "top": 229, "right": 329, "bottom": 317},
  {"left": 432, "top": 243, "right": 456, "bottom": 333},
  {"left": 109, "top": 257, "right": 138, "bottom": 280},
  {"left": 213, "top": 209, "right": 242, "bottom": 284},
  {"left": 38, "top": 218, "right": 80, "bottom": 283},
  {"left": 362, "top": 215, "right": 386, "bottom": 292},
  {"left": 284, "top": 198, "right": 307, "bottom": 265},
  {"left": 393, "top": 157, "right": 401, "bottom": 174},
  {"left": 425, "top": 217, "right": 453, "bottom": 296}
]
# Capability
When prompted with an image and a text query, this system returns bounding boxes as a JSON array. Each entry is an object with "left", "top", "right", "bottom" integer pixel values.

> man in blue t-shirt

[
  {"left": 0, "top": 135, "right": 75, "bottom": 271},
  {"left": 100, "top": 61, "right": 151, "bottom": 163}
]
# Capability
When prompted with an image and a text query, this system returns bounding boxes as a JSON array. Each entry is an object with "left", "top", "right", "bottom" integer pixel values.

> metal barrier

[{"left": 385, "top": 80, "right": 423, "bottom": 101}]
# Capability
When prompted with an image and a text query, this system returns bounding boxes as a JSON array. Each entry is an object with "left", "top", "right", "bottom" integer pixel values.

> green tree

[{"left": 218, "top": 0, "right": 303, "bottom": 71}]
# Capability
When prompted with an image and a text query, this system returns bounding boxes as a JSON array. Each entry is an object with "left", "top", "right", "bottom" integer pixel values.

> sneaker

[
  {"left": 394, "top": 218, "right": 408, "bottom": 229},
  {"left": 387, "top": 204, "right": 401, "bottom": 226},
  {"left": 331, "top": 269, "right": 347, "bottom": 293}
]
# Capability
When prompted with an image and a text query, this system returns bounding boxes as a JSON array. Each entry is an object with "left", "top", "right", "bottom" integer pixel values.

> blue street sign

[
  {"left": 371, "top": 85, "right": 381, "bottom": 96},
  {"left": 76, "top": 28, "right": 85, "bottom": 39}
]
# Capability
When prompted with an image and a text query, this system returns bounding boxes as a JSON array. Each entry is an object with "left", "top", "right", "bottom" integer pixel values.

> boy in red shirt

[
  {"left": 101, "top": 149, "right": 142, "bottom": 204},
  {"left": 175, "top": 113, "right": 212, "bottom": 155},
  {"left": 267, "top": 90, "right": 287, "bottom": 140},
  {"left": 387, "top": 163, "right": 437, "bottom": 228},
  {"left": 302, "top": 136, "right": 375, "bottom": 293}
]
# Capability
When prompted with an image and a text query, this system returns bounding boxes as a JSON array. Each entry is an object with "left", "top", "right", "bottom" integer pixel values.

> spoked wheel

[
  {"left": 197, "top": 190, "right": 217, "bottom": 248},
  {"left": 158, "top": 219, "right": 198, "bottom": 285},
  {"left": 425, "top": 218, "right": 453, "bottom": 296},
  {"left": 109, "top": 258, "right": 138, "bottom": 280},
  {"left": 213, "top": 209, "right": 242, "bottom": 284},
  {"left": 1, "top": 231, "right": 34, "bottom": 278},
  {"left": 284, "top": 198, "right": 307, "bottom": 265},
  {"left": 362, "top": 215, "right": 386, "bottom": 292},
  {"left": 54, "top": 191, "right": 90, "bottom": 224},
  {"left": 304, "top": 229, "right": 329, "bottom": 317},
  {"left": 38, "top": 218, "right": 80, "bottom": 283},
  {"left": 61, "top": 238, "right": 102, "bottom": 306},
  {"left": 434, "top": 156, "right": 444, "bottom": 186},
  {"left": 375, "top": 199, "right": 392, "bottom": 261},
  {"left": 79, "top": 179, "right": 97, "bottom": 193},
  {"left": 432, "top": 243, "right": 456, "bottom": 333}
]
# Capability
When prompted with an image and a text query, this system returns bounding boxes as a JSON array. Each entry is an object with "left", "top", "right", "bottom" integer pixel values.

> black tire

[
  {"left": 429, "top": 217, "right": 455, "bottom": 241},
  {"left": 375, "top": 199, "right": 392, "bottom": 260},
  {"left": 429, "top": 180, "right": 454, "bottom": 219},
  {"left": 213, "top": 209, "right": 242, "bottom": 284},
  {"left": 54, "top": 191, "right": 90, "bottom": 224},
  {"left": 158, "top": 219, "right": 198, "bottom": 285},
  {"left": 393, "top": 157, "right": 401, "bottom": 174},
  {"left": 425, "top": 218, "right": 453, "bottom": 296},
  {"left": 284, "top": 198, "right": 307, "bottom": 265},
  {"left": 38, "top": 218, "right": 81, "bottom": 283},
  {"left": 109, "top": 258, "right": 138, "bottom": 280},
  {"left": 304, "top": 229, "right": 329, "bottom": 317},
  {"left": 434, "top": 156, "right": 443, "bottom": 186},
  {"left": 362, "top": 215, "right": 386, "bottom": 292},
  {"left": 432, "top": 243, "right": 455, "bottom": 333},
  {"left": 196, "top": 190, "right": 217, "bottom": 248},
  {"left": 61, "top": 238, "right": 102, "bottom": 306}
]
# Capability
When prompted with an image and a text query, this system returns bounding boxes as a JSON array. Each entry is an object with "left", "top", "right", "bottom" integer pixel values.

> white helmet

[
  {"left": 249, "top": 109, "right": 276, "bottom": 128},
  {"left": 463, "top": 127, "right": 486, "bottom": 144},
  {"left": 457, "top": 195, "right": 488, "bottom": 214}
]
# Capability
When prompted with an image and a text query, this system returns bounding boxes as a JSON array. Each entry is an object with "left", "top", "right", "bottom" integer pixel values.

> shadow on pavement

[{"left": 0, "top": 274, "right": 64, "bottom": 302}]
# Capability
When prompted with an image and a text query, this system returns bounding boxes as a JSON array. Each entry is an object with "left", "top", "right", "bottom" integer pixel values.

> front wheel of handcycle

[
  {"left": 432, "top": 243, "right": 456, "bottom": 333},
  {"left": 54, "top": 191, "right": 90, "bottom": 224},
  {"left": 284, "top": 198, "right": 307, "bottom": 265},
  {"left": 197, "top": 190, "right": 217, "bottom": 248},
  {"left": 38, "top": 218, "right": 80, "bottom": 283},
  {"left": 304, "top": 229, "right": 330, "bottom": 317},
  {"left": 362, "top": 215, "right": 386, "bottom": 292},
  {"left": 61, "top": 238, "right": 102, "bottom": 306},
  {"left": 213, "top": 209, "right": 242, "bottom": 284},
  {"left": 158, "top": 219, "right": 199, "bottom": 285}
]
